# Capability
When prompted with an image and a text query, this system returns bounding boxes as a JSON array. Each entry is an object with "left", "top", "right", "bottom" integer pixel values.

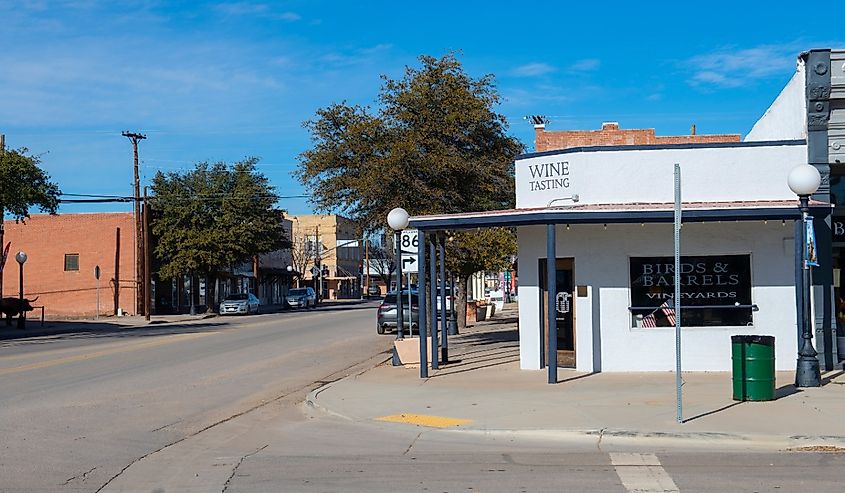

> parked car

[
  {"left": 377, "top": 291, "right": 419, "bottom": 334},
  {"left": 220, "top": 292, "right": 260, "bottom": 315},
  {"left": 287, "top": 287, "right": 316, "bottom": 309},
  {"left": 367, "top": 285, "right": 382, "bottom": 298}
]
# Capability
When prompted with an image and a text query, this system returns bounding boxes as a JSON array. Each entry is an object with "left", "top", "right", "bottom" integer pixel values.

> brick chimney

[{"left": 601, "top": 122, "right": 619, "bottom": 131}]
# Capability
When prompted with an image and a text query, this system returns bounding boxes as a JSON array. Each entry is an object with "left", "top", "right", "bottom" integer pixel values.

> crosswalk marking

[{"left": 610, "top": 452, "right": 680, "bottom": 492}]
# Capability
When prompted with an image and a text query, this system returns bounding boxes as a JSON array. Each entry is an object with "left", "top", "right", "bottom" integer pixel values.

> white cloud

[
  {"left": 685, "top": 44, "right": 803, "bottom": 88},
  {"left": 511, "top": 63, "right": 556, "bottom": 77},
  {"left": 570, "top": 58, "right": 600, "bottom": 71},
  {"left": 215, "top": 2, "right": 300, "bottom": 21}
]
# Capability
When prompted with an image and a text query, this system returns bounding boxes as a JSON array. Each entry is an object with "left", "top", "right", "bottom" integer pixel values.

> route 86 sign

[{"left": 400, "top": 230, "right": 419, "bottom": 273}]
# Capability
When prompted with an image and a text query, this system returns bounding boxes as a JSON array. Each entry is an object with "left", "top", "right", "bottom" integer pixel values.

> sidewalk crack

[
  {"left": 222, "top": 444, "right": 268, "bottom": 493},
  {"left": 403, "top": 432, "right": 422, "bottom": 455},
  {"left": 63, "top": 466, "right": 97, "bottom": 485}
]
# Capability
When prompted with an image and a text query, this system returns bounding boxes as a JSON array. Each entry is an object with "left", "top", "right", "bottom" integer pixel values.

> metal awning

[{"left": 409, "top": 199, "right": 832, "bottom": 231}]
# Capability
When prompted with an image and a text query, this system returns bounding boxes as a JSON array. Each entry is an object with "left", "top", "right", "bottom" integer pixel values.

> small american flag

[{"left": 642, "top": 298, "right": 676, "bottom": 327}]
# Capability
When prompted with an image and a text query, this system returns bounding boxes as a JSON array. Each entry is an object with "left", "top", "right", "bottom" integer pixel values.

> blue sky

[{"left": 2, "top": 1, "right": 844, "bottom": 216}]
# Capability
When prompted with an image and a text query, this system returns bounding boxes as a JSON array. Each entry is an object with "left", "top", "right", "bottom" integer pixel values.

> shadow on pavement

[{"left": 0, "top": 320, "right": 228, "bottom": 345}]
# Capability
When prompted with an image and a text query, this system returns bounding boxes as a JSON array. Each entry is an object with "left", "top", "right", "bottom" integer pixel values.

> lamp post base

[{"left": 796, "top": 356, "right": 821, "bottom": 387}]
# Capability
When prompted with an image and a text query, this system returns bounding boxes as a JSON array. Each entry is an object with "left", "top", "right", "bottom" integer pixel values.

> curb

[{"left": 305, "top": 382, "right": 845, "bottom": 450}]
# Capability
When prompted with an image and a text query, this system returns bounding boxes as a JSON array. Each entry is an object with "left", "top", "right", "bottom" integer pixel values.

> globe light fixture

[
  {"left": 387, "top": 207, "right": 410, "bottom": 231},
  {"left": 15, "top": 251, "right": 27, "bottom": 329},
  {"left": 788, "top": 164, "right": 821, "bottom": 388},
  {"left": 386, "top": 207, "right": 409, "bottom": 340}
]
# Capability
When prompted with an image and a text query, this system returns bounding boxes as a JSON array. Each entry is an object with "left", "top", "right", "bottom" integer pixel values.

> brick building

[
  {"left": 2, "top": 213, "right": 137, "bottom": 318},
  {"left": 287, "top": 214, "right": 362, "bottom": 300},
  {"left": 533, "top": 121, "right": 740, "bottom": 152}
]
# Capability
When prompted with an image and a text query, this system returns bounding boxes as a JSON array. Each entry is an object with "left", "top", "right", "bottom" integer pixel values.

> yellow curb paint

[{"left": 375, "top": 413, "right": 473, "bottom": 428}]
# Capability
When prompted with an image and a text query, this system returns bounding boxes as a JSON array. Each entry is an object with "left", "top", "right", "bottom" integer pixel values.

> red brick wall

[
  {"left": 534, "top": 122, "right": 741, "bottom": 152},
  {"left": 2, "top": 213, "right": 137, "bottom": 318}
]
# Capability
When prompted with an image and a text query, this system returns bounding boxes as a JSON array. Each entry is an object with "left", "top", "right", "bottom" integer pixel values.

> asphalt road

[
  {"left": 0, "top": 302, "right": 393, "bottom": 492},
  {"left": 2, "top": 302, "right": 843, "bottom": 492}
]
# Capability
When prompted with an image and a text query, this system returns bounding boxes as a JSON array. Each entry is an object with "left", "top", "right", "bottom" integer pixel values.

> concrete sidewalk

[{"left": 308, "top": 306, "right": 845, "bottom": 449}]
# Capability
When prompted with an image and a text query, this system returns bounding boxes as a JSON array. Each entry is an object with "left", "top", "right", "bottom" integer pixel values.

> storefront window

[{"left": 629, "top": 255, "right": 753, "bottom": 327}]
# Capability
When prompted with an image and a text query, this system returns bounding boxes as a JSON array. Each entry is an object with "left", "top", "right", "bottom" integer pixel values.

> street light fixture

[
  {"left": 15, "top": 251, "right": 27, "bottom": 329},
  {"left": 388, "top": 207, "right": 409, "bottom": 340},
  {"left": 787, "top": 164, "right": 822, "bottom": 388}
]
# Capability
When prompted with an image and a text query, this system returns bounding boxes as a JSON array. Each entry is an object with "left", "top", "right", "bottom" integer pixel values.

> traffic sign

[{"left": 400, "top": 229, "right": 419, "bottom": 273}]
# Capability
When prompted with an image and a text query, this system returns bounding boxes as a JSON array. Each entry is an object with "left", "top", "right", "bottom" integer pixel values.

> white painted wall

[
  {"left": 515, "top": 143, "right": 807, "bottom": 209},
  {"left": 517, "top": 222, "right": 798, "bottom": 372},
  {"left": 745, "top": 65, "right": 807, "bottom": 142}
]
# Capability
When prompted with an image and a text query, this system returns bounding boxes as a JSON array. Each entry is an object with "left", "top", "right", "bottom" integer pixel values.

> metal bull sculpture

[{"left": 0, "top": 296, "right": 38, "bottom": 326}]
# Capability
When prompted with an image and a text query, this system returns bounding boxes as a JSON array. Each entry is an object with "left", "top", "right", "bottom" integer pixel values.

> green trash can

[{"left": 731, "top": 335, "right": 775, "bottom": 401}]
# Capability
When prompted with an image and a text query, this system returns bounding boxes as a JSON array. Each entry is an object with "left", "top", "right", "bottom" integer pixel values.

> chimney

[
  {"left": 601, "top": 122, "right": 619, "bottom": 131},
  {"left": 690, "top": 124, "right": 696, "bottom": 136}
]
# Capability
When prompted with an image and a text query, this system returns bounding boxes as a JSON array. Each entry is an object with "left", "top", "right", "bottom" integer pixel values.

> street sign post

[
  {"left": 95, "top": 265, "right": 101, "bottom": 321},
  {"left": 400, "top": 229, "right": 419, "bottom": 274}
]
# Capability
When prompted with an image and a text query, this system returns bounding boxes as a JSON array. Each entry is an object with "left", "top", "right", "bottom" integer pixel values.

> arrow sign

[{"left": 402, "top": 256, "right": 417, "bottom": 270}]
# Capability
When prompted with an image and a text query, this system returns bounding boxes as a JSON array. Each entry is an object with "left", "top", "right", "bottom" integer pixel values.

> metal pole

[
  {"left": 17, "top": 260, "right": 24, "bottom": 329},
  {"left": 408, "top": 272, "right": 412, "bottom": 333},
  {"left": 796, "top": 197, "right": 821, "bottom": 387},
  {"left": 547, "top": 224, "right": 557, "bottom": 384},
  {"left": 429, "top": 235, "right": 439, "bottom": 369},
  {"left": 674, "top": 163, "right": 683, "bottom": 423},
  {"left": 417, "top": 231, "right": 428, "bottom": 377},
  {"left": 439, "top": 235, "right": 448, "bottom": 363},
  {"left": 395, "top": 231, "right": 404, "bottom": 340},
  {"left": 96, "top": 275, "right": 100, "bottom": 321}
]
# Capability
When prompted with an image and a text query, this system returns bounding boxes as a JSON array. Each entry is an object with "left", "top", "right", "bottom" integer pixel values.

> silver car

[
  {"left": 286, "top": 287, "right": 316, "bottom": 309},
  {"left": 220, "top": 292, "right": 260, "bottom": 315}
]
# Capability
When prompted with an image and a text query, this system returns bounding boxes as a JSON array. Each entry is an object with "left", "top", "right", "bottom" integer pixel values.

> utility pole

[
  {"left": 122, "top": 131, "right": 146, "bottom": 316},
  {"left": 0, "top": 133, "right": 5, "bottom": 302},
  {"left": 143, "top": 188, "right": 152, "bottom": 321}
]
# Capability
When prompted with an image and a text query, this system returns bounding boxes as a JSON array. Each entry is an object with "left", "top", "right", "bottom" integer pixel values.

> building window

[
  {"left": 629, "top": 255, "right": 752, "bottom": 327},
  {"left": 64, "top": 253, "right": 80, "bottom": 272}
]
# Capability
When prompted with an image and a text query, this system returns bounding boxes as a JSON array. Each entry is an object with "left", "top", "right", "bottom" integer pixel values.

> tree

[
  {"left": 297, "top": 53, "right": 523, "bottom": 327},
  {"left": 150, "top": 158, "right": 289, "bottom": 312},
  {"left": 0, "top": 145, "right": 61, "bottom": 299}
]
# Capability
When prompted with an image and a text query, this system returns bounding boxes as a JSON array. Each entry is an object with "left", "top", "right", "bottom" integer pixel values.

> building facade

[
  {"left": 409, "top": 49, "right": 844, "bottom": 375},
  {"left": 2, "top": 213, "right": 137, "bottom": 318},
  {"left": 287, "top": 214, "right": 363, "bottom": 300}
]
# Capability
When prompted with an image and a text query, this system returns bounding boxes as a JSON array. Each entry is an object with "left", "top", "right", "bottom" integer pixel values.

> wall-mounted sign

[
  {"left": 527, "top": 160, "right": 571, "bottom": 192},
  {"left": 629, "top": 255, "right": 752, "bottom": 327}
]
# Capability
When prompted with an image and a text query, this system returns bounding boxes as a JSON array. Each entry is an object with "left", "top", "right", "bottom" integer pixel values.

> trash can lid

[{"left": 731, "top": 335, "right": 775, "bottom": 346}]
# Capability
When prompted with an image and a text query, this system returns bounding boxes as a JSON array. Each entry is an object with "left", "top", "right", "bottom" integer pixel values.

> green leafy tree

[
  {"left": 297, "top": 53, "right": 523, "bottom": 327},
  {"left": 0, "top": 146, "right": 61, "bottom": 298},
  {"left": 150, "top": 158, "right": 289, "bottom": 311}
]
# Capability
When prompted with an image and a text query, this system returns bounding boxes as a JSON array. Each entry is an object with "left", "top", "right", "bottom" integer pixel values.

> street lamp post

[
  {"left": 388, "top": 208, "right": 409, "bottom": 340},
  {"left": 788, "top": 164, "right": 822, "bottom": 388},
  {"left": 15, "top": 251, "right": 27, "bottom": 329}
]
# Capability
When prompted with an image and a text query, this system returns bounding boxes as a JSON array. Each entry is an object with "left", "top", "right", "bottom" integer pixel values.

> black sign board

[{"left": 629, "top": 255, "right": 752, "bottom": 327}]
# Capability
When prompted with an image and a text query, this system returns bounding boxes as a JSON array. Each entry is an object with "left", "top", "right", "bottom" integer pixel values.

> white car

[{"left": 220, "top": 293, "right": 260, "bottom": 315}]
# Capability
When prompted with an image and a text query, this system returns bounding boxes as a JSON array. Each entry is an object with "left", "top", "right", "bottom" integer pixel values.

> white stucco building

[{"left": 408, "top": 49, "right": 845, "bottom": 377}]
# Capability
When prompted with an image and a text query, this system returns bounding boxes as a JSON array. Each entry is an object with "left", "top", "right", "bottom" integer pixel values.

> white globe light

[
  {"left": 387, "top": 207, "right": 410, "bottom": 231},
  {"left": 15, "top": 251, "right": 27, "bottom": 264},
  {"left": 787, "top": 164, "right": 821, "bottom": 196},
  {"left": 286, "top": 265, "right": 293, "bottom": 272}
]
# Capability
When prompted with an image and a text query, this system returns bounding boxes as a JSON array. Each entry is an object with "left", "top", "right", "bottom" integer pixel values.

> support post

[
  {"left": 394, "top": 231, "right": 404, "bottom": 340},
  {"left": 417, "top": 230, "right": 428, "bottom": 378},
  {"left": 547, "top": 224, "right": 557, "bottom": 384},
  {"left": 439, "top": 234, "right": 448, "bottom": 364},
  {"left": 429, "top": 234, "right": 439, "bottom": 369}
]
